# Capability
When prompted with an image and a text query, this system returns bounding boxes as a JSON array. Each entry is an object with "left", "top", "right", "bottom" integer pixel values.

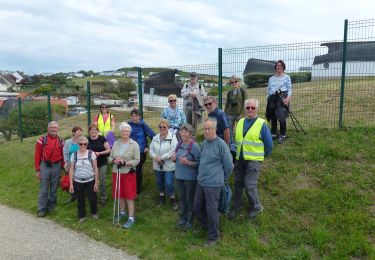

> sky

[{"left": 0, "top": 0, "right": 374, "bottom": 75}]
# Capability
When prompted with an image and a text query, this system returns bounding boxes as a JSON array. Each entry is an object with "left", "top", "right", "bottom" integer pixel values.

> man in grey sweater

[{"left": 193, "top": 118, "right": 234, "bottom": 247}]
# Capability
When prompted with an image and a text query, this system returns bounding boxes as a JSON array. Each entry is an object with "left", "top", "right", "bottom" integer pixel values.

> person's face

[
  {"left": 190, "top": 75, "right": 197, "bottom": 84},
  {"left": 245, "top": 101, "right": 258, "bottom": 119},
  {"left": 179, "top": 129, "right": 191, "bottom": 142},
  {"left": 120, "top": 128, "right": 131, "bottom": 139},
  {"left": 275, "top": 62, "right": 284, "bottom": 74},
  {"left": 100, "top": 106, "right": 109, "bottom": 113},
  {"left": 73, "top": 130, "right": 82, "bottom": 138},
  {"left": 168, "top": 98, "right": 177, "bottom": 108},
  {"left": 89, "top": 128, "right": 99, "bottom": 138},
  {"left": 204, "top": 99, "right": 217, "bottom": 113},
  {"left": 47, "top": 123, "right": 59, "bottom": 136},
  {"left": 159, "top": 123, "right": 169, "bottom": 135},
  {"left": 78, "top": 140, "right": 88, "bottom": 151},
  {"left": 131, "top": 113, "right": 140, "bottom": 123},
  {"left": 203, "top": 121, "right": 216, "bottom": 140},
  {"left": 230, "top": 79, "right": 240, "bottom": 89}
]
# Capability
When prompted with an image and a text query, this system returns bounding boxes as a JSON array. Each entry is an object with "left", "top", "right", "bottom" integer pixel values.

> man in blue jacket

[
  {"left": 193, "top": 118, "right": 234, "bottom": 247},
  {"left": 128, "top": 109, "right": 156, "bottom": 195}
]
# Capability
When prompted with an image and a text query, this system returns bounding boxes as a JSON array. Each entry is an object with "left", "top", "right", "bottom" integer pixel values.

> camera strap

[{"left": 45, "top": 137, "right": 58, "bottom": 163}]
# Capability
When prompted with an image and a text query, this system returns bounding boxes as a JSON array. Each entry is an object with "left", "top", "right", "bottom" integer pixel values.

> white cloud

[{"left": 0, "top": 0, "right": 374, "bottom": 74}]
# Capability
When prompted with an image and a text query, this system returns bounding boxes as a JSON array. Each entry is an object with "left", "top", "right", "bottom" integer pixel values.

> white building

[{"left": 312, "top": 41, "right": 375, "bottom": 79}]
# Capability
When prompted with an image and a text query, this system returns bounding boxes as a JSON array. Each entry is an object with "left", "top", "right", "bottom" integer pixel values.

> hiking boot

[
  {"left": 249, "top": 206, "right": 264, "bottom": 219},
  {"left": 204, "top": 239, "right": 219, "bottom": 247},
  {"left": 78, "top": 217, "right": 86, "bottom": 223},
  {"left": 170, "top": 197, "right": 178, "bottom": 211},
  {"left": 37, "top": 210, "right": 46, "bottom": 217},
  {"left": 122, "top": 218, "right": 135, "bottom": 229},
  {"left": 277, "top": 135, "right": 286, "bottom": 144},
  {"left": 157, "top": 195, "right": 165, "bottom": 208}
]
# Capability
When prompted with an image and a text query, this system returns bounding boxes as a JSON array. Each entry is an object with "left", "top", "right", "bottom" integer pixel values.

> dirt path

[{"left": 0, "top": 204, "right": 137, "bottom": 260}]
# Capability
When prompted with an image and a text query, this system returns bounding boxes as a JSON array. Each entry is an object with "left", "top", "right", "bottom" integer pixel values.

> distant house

[
  {"left": 93, "top": 98, "right": 123, "bottom": 106},
  {"left": 144, "top": 69, "right": 183, "bottom": 97},
  {"left": 126, "top": 71, "right": 138, "bottom": 78},
  {"left": 0, "top": 73, "right": 17, "bottom": 91},
  {"left": 66, "top": 96, "right": 80, "bottom": 106},
  {"left": 243, "top": 58, "right": 275, "bottom": 75},
  {"left": 312, "top": 41, "right": 375, "bottom": 79}
]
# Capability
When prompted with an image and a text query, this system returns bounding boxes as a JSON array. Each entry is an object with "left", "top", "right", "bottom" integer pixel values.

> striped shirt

[
  {"left": 268, "top": 74, "right": 292, "bottom": 97},
  {"left": 70, "top": 150, "right": 97, "bottom": 183}
]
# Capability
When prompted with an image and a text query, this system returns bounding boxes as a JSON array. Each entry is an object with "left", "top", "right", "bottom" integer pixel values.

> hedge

[{"left": 243, "top": 72, "right": 311, "bottom": 88}]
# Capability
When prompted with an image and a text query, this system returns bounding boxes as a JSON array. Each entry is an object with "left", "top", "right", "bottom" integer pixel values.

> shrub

[
  {"left": 8, "top": 102, "right": 66, "bottom": 138},
  {"left": 208, "top": 85, "right": 231, "bottom": 96},
  {"left": 243, "top": 72, "right": 312, "bottom": 88}
]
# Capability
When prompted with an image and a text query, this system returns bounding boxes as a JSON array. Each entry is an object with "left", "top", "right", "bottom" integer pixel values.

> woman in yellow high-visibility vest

[{"left": 94, "top": 104, "right": 116, "bottom": 136}]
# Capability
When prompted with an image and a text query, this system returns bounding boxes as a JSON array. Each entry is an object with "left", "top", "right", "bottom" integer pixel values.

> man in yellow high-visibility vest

[{"left": 230, "top": 99, "right": 273, "bottom": 219}]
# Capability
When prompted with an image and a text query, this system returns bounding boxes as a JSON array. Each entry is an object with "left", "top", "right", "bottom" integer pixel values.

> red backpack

[{"left": 60, "top": 175, "right": 70, "bottom": 192}]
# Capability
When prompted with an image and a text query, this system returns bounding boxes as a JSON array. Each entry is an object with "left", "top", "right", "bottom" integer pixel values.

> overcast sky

[{"left": 0, "top": 0, "right": 374, "bottom": 74}]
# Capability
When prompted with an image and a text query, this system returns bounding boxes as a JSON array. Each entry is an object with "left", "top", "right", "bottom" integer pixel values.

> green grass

[{"left": 0, "top": 127, "right": 374, "bottom": 259}]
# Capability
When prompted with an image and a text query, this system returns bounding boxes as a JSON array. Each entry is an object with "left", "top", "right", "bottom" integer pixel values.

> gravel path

[{"left": 0, "top": 204, "right": 137, "bottom": 260}]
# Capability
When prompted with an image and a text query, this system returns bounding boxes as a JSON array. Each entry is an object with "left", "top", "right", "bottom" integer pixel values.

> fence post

[
  {"left": 218, "top": 48, "right": 223, "bottom": 109},
  {"left": 339, "top": 19, "right": 348, "bottom": 129},
  {"left": 18, "top": 97, "right": 23, "bottom": 142},
  {"left": 86, "top": 81, "right": 91, "bottom": 126},
  {"left": 47, "top": 92, "right": 51, "bottom": 123},
  {"left": 137, "top": 67, "right": 143, "bottom": 119}
]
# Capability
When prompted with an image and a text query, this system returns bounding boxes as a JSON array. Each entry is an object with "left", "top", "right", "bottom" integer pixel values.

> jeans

[
  {"left": 193, "top": 183, "right": 221, "bottom": 241},
  {"left": 155, "top": 171, "right": 175, "bottom": 197},
  {"left": 176, "top": 179, "right": 197, "bottom": 224},
  {"left": 233, "top": 160, "right": 262, "bottom": 212},
  {"left": 136, "top": 152, "right": 147, "bottom": 194},
  {"left": 38, "top": 162, "right": 61, "bottom": 212},
  {"left": 98, "top": 164, "right": 107, "bottom": 202},
  {"left": 73, "top": 180, "right": 98, "bottom": 218}
]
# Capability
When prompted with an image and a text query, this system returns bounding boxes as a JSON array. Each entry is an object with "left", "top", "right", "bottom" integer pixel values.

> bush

[
  {"left": 8, "top": 102, "right": 66, "bottom": 138},
  {"left": 208, "top": 85, "right": 231, "bottom": 96},
  {"left": 243, "top": 72, "right": 311, "bottom": 88}
]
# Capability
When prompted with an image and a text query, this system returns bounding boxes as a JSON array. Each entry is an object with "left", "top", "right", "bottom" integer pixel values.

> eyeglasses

[
  {"left": 79, "top": 143, "right": 88, "bottom": 146},
  {"left": 204, "top": 102, "right": 212, "bottom": 107},
  {"left": 204, "top": 127, "right": 215, "bottom": 131},
  {"left": 90, "top": 128, "right": 98, "bottom": 131},
  {"left": 101, "top": 106, "right": 108, "bottom": 109},
  {"left": 169, "top": 100, "right": 176, "bottom": 103},
  {"left": 246, "top": 106, "right": 257, "bottom": 110},
  {"left": 159, "top": 126, "right": 168, "bottom": 129},
  {"left": 230, "top": 81, "right": 238, "bottom": 84}
]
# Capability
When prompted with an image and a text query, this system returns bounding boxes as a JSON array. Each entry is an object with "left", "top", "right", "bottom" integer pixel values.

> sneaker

[
  {"left": 122, "top": 218, "right": 135, "bottom": 229},
  {"left": 170, "top": 197, "right": 179, "bottom": 211},
  {"left": 277, "top": 135, "right": 286, "bottom": 144},
  {"left": 114, "top": 211, "right": 127, "bottom": 222},
  {"left": 92, "top": 214, "right": 99, "bottom": 219},
  {"left": 271, "top": 134, "right": 277, "bottom": 141},
  {"left": 184, "top": 222, "right": 192, "bottom": 230},
  {"left": 204, "top": 239, "right": 219, "bottom": 247},
  {"left": 249, "top": 206, "right": 264, "bottom": 219},
  {"left": 37, "top": 210, "right": 46, "bottom": 217},
  {"left": 157, "top": 195, "right": 165, "bottom": 208},
  {"left": 177, "top": 218, "right": 186, "bottom": 227},
  {"left": 78, "top": 217, "right": 86, "bottom": 223}
]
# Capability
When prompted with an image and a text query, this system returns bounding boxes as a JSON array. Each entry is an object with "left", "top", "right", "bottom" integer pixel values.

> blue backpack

[{"left": 218, "top": 182, "right": 232, "bottom": 214}]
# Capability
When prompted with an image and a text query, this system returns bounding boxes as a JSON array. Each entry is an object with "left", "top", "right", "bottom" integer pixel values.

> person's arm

[
  {"left": 69, "top": 155, "right": 75, "bottom": 193},
  {"left": 284, "top": 75, "right": 292, "bottom": 105},
  {"left": 100, "top": 141, "right": 111, "bottom": 156},
  {"left": 34, "top": 138, "right": 43, "bottom": 179},
  {"left": 200, "top": 85, "right": 207, "bottom": 99},
  {"left": 223, "top": 128, "right": 230, "bottom": 145},
  {"left": 149, "top": 138, "right": 157, "bottom": 159},
  {"left": 241, "top": 88, "right": 247, "bottom": 115},
  {"left": 127, "top": 143, "right": 140, "bottom": 167},
  {"left": 222, "top": 143, "right": 234, "bottom": 180},
  {"left": 108, "top": 142, "right": 116, "bottom": 164},
  {"left": 144, "top": 122, "right": 156, "bottom": 138},
  {"left": 92, "top": 158, "right": 99, "bottom": 192},
  {"left": 261, "top": 123, "right": 273, "bottom": 157},
  {"left": 180, "top": 108, "right": 187, "bottom": 125},
  {"left": 111, "top": 115, "right": 116, "bottom": 132},
  {"left": 93, "top": 114, "right": 99, "bottom": 126},
  {"left": 190, "top": 143, "right": 201, "bottom": 167},
  {"left": 181, "top": 84, "right": 190, "bottom": 98},
  {"left": 224, "top": 91, "right": 230, "bottom": 113}
]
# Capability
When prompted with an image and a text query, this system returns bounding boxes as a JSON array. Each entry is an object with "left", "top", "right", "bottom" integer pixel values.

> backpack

[
  {"left": 42, "top": 135, "right": 64, "bottom": 148},
  {"left": 175, "top": 140, "right": 196, "bottom": 161},
  {"left": 185, "top": 83, "right": 202, "bottom": 92},
  {"left": 73, "top": 150, "right": 93, "bottom": 170},
  {"left": 228, "top": 87, "right": 246, "bottom": 104},
  {"left": 60, "top": 175, "right": 70, "bottom": 192},
  {"left": 218, "top": 182, "right": 232, "bottom": 214}
]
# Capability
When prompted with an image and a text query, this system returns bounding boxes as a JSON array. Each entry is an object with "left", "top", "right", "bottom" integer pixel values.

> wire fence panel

[
  {"left": 222, "top": 41, "right": 346, "bottom": 130},
  {"left": 343, "top": 19, "right": 375, "bottom": 127}
]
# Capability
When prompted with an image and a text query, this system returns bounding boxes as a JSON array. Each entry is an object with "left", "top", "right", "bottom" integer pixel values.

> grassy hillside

[{"left": 0, "top": 126, "right": 374, "bottom": 259}]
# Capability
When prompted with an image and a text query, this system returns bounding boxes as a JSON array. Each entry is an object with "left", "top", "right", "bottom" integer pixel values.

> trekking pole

[
  {"left": 290, "top": 111, "right": 306, "bottom": 135},
  {"left": 112, "top": 164, "right": 121, "bottom": 225}
]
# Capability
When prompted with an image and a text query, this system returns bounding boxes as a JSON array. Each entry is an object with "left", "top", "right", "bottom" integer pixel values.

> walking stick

[{"left": 112, "top": 164, "right": 121, "bottom": 226}]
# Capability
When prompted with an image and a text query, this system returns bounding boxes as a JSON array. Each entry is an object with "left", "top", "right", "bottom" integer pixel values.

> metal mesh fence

[{"left": 343, "top": 19, "right": 375, "bottom": 127}]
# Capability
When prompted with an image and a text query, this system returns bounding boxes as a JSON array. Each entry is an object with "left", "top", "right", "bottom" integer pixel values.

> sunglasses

[
  {"left": 101, "top": 106, "right": 108, "bottom": 109},
  {"left": 159, "top": 126, "right": 168, "bottom": 129},
  {"left": 246, "top": 106, "right": 257, "bottom": 110},
  {"left": 230, "top": 81, "right": 238, "bottom": 84},
  {"left": 204, "top": 102, "right": 213, "bottom": 107},
  {"left": 169, "top": 99, "right": 176, "bottom": 103},
  {"left": 204, "top": 127, "right": 215, "bottom": 131},
  {"left": 79, "top": 143, "right": 88, "bottom": 146}
]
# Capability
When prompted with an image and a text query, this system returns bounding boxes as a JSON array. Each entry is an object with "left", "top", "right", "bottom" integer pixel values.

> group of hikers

[{"left": 34, "top": 60, "right": 292, "bottom": 246}]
